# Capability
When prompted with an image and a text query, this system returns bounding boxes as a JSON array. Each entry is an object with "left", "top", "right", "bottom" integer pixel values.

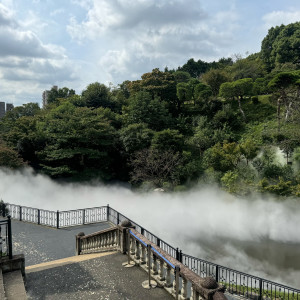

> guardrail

[{"left": 6, "top": 202, "right": 300, "bottom": 299}]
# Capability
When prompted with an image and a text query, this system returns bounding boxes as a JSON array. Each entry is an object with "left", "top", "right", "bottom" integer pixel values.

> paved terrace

[{"left": 11, "top": 220, "right": 173, "bottom": 299}]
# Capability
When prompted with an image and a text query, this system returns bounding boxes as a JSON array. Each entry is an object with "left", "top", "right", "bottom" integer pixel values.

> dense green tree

[
  {"left": 177, "top": 58, "right": 209, "bottom": 78},
  {"left": 173, "top": 71, "right": 191, "bottom": 83},
  {"left": 151, "top": 129, "right": 184, "bottom": 152},
  {"left": 37, "top": 102, "right": 117, "bottom": 179},
  {"left": 268, "top": 72, "right": 300, "bottom": 131},
  {"left": 81, "top": 82, "right": 113, "bottom": 109},
  {"left": 228, "top": 54, "right": 266, "bottom": 80},
  {"left": 47, "top": 86, "right": 75, "bottom": 105},
  {"left": 202, "top": 69, "right": 231, "bottom": 96},
  {"left": 123, "top": 91, "right": 171, "bottom": 131},
  {"left": 119, "top": 123, "right": 154, "bottom": 154},
  {"left": 261, "top": 22, "right": 300, "bottom": 71},
  {"left": 0, "top": 140, "right": 25, "bottom": 168},
  {"left": 203, "top": 141, "right": 241, "bottom": 173}
]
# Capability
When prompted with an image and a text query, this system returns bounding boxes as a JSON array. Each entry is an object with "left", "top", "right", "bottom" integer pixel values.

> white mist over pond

[{"left": 0, "top": 167, "right": 299, "bottom": 288}]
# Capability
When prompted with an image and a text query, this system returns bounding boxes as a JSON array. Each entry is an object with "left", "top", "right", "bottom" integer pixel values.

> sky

[{"left": 0, "top": 0, "right": 300, "bottom": 107}]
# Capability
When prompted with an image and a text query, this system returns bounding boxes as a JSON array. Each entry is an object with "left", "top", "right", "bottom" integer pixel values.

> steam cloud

[{"left": 0, "top": 167, "right": 299, "bottom": 287}]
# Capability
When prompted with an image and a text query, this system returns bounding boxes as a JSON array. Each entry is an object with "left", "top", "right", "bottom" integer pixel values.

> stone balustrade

[
  {"left": 76, "top": 221, "right": 227, "bottom": 300},
  {"left": 128, "top": 228, "right": 227, "bottom": 300},
  {"left": 76, "top": 227, "right": 119, "bottom": 255}
]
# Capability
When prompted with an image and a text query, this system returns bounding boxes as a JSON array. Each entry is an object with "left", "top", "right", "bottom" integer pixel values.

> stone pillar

[{"left": 76, "top": 232, "right": 85, "bottom": 255}]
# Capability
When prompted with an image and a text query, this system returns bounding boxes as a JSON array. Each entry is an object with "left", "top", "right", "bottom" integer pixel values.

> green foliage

[
  {"left": 202, "top": 69, "right": 231, "bottom": 96},
  {"left": 119, "top": 123, "right": 153, "bottom": 154},
  {"left": 151, "top": 129, "right": 183, "bottom": 152},
  {"left": 203, "top": 141, "right": 241, "bottom": 173},
  {"left": 37, "top": 102, "right": 118, "bottom": 179},
  {"left": 2, "top": 22, "right": 300, "bottom": 196},
  {"left": 0, "top": 141, "right": 25, "bottom": 168},
  {"left": 46, "top": 86, "right": 75, "bottom": 105},
  {"left": 221, "top": 170, "right": 239, "bottom": 193},
  {"left": 81, "top": 82, "right": 113, "bottom": 109},
  {"left": 261, "top": 22, "right": 300, "bottom": 71},
  {"left": 123, "top": 91, "right": 171, "bottom": 131}
]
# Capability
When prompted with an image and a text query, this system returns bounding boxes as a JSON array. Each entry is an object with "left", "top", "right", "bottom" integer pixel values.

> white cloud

[
  {"left": 262, "top": 10, "right": 300, "bottom": 29},
  {"left": 68, "top": 0, "right": 240, "bottom": 84},
  {"left": 0, "top": 3, "right": 78, "bottom": 106}
]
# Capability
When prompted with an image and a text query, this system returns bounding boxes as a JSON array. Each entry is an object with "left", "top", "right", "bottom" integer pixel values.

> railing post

[
  {"left": 147, "top": 244, "right": 151, "bottom": 286},
  {"left": 141, "top": 227, "right": 145, "bottom": 236},
  {"left": 106, "top": 204, "right": 109, "bottom": 222},
  {"left": 117, "top": 212, "right": 120, "bottom": 225},
  {"left": 176, "top": 247, "right": 179, "bottom": 260},
  {"left": 56, "top": 210, "right": 59, "bottom": 229},
  {"left": 7, "top": 216, "right": 12, "bottom": 259},
  {"left": 216, "top": 265, "right": 219, "bottom": 282},
  {"left": 175, "top": 265, "right": 180, "bottom": 300},
  {"left": 19, "top": 206, "right": 22, "bottom": 221},
  {"left": 82, "top": 209, "right": 85, "bottom": 225},
  {"left": 259, "top": 279, "right": 263, "bottom": 300},
  {"left": 179, "top": 250, "right": 182, "bottom": 263},
  {"left": 37, "top": 209, "right": 40, "bottom": 225},
  {"left": 156, "top": 237, "right": 160, "bottom": 248},
  {"left": 127, "top": 228, "right": 131, "bottom": 264}
]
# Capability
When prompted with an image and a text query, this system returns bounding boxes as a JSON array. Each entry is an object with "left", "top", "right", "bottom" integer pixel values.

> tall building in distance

[
  {"left": 0, "top": 101, "right": 14, "bottom": 118},
  {"left": 42, "top": 85, "right": 58, "bottom": 108}
]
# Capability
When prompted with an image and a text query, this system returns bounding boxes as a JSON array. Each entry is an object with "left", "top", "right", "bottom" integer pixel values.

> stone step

[
  {"left": 3, "top": 270, "right": 26, "bottom": 300},
  {"left": 25, "top": 251, "right": 117, "bottom": 274}
]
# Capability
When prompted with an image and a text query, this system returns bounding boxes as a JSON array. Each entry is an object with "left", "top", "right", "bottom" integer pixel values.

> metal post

[
  {"left": 175, "top": 265, "right": 180, "bottom": 300},
  {"left": 106, "top": 204, "right": 109, "bottom": 222},
  {"left": 179, "top": 250, "right": 182, "bottom": 263},
  {"left": 176, "top": 247, "right": 179, "bottom": 260},
  {"left": 141, "top": 227, "right": 145, "bottom": 236},
  {"left": 127, "top": 228, "right": 131, "bottom": 265},
  {"left": 37, "top": 209, "right": 40, "bottom": 225},
  {"left": 7, "top": 216, "right": 12, "bottom": 259},
  {"left": 215, "top": 265, "right": 219, "bottom": 283},
  {"left": 19, "top": 206, "right": 22, "bottom": 221},
  {"left": 259, "top": 279, "right": 263, "bottom": 300},
  {"left": 56, "top": 210, "right": 59, "bottom": 229},
  {"left": 147, "top": 244, "right": 151, "bottom": 286},
  {"left": 82, "top": 209, "right": 85, "bottom": 225},
  {"left": 117, "top": 212, "right": 120, "bottom": 225},
  {"left": 156, "top": 237, "right": 160, "bottom": 248}
]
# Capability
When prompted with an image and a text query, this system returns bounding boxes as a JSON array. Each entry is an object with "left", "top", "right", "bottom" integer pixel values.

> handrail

[{"left": 6, "top": 202, "right": 300, "bottom": 297}]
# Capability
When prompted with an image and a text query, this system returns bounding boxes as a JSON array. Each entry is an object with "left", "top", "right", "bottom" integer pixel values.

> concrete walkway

[
  {"left": 25, "top": 252, "right": 174, "bottom": 300},
  {"left": 12, "top": 220, "right": 173, "bottom": 299},
  {"left": 11, "top": 220, "right": 112, "bottom": 266}
]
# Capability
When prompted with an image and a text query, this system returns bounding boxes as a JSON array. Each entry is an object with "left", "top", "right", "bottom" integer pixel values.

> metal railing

[
  {"left": 0, "top": 216, "right": 12, "bottom": 259},
  {"left": 6, "top": 202, "right": 300, "bottom": 299}
]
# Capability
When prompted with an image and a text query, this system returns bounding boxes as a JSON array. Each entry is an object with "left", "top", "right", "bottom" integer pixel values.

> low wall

[{"left": 0, "top": 254, "right": 25, "bottom": 276}]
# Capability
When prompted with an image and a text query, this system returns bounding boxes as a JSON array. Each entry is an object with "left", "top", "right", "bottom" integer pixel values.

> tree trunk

[
  {"left": 277, "top": 96, "right": 282, "bottom": 133},
  {"left": 237, "top": 97, "right": 246, "bottom": 121}
]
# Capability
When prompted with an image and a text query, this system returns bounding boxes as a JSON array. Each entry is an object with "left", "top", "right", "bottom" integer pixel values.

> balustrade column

[
  {"left": 140, "top": 245, "right": 146, "bottom": 265},
  {"left": 159, "top": 260, "right": 165, "bottom": 281},
  {"left": 134, "top": 240, "right": 140, "bottom": 260},
  {"left": 152, "top": 253, "right": 158, "bottom": 275},
  {"left": 165, "top": 264, "right": 172, "bottom": 287},
  {"left": 181, "top": 277, "right": 188, "bottom": 299},
  {"left": 130, "top": 236, "right": 135, "bottom": 256},
  {"left": 107, "top": 232, "right": 112, "bottom": 247},
  {"left": 191, "top": 286, "right": 200, "bottom": 300}
]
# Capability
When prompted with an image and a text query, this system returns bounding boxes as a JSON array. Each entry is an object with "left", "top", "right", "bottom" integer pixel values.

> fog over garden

[{"left": 0, "top": 2, "right": 300, "bottom": 290}]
